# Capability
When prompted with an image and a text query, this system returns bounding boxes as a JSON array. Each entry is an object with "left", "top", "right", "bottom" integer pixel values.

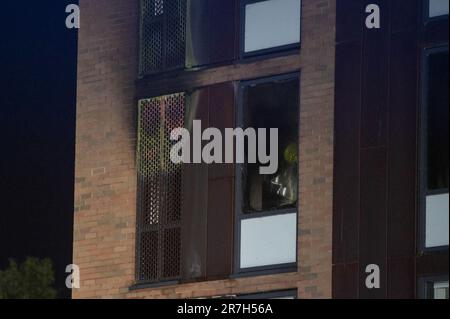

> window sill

[
  {"left": 129, "top": 280, "right": 179, "bottom": 292},
  {"left": 230, "top": 265, "right": 297, "bottom": 279}
]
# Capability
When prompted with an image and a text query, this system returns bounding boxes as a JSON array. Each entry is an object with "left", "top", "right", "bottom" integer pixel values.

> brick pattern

[{"left": 73, "top": 0, "right": 335, "bottom": 299}]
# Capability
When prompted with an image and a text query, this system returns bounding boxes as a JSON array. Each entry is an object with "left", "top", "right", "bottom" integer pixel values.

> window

[
  {"left": 241, "top": 0, "right": 301, "bottom": 56},
  {"left": 433, "top": 282, "right": 450, "bottom": 299},
  {"left": 421, "top": 47, "right": 449, "bottom": 249},
  {"left": 136, "top": 93, "right": 185, "bottom": 283},
  {"left": 139, "top": 0, "right": 186, "bottom": 76},
  {"left": 235, "top": 73, "right": 299, "bottom": 273},
  {"left": 427, "top": 0, "right": 449, "bottom": 18},
  {"left": 420, "top": 278, "right": 449, "bottom": 299}
]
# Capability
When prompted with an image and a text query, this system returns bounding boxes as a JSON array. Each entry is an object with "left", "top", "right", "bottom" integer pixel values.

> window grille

[
  {"left": 139, "top": 0, "right": 186, "bottom": 75},
  {"left": 136, "top": 93, "right": 185, "bottom": 283}
]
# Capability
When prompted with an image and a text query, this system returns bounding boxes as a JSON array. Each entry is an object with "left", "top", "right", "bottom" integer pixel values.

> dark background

[{"left": 0, "top": 1, "right": 78, "bottom": 298}]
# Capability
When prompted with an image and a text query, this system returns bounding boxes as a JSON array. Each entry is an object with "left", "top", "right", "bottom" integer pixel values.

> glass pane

[
  {"left": 434, "top": 282, "right": 449, "bottom": 299},
  {"left": 427, "top": 51, "right": 449, "bottom": 191},
  {"left": 426, "top": 193, "right": 449, "bottom": 248},
  {"left": 429, "top": 0, "right": 449, "bottom": 18},
  {"left": 240, "top": 213, "right": 297, "bottom": 268},
  {"left": 244, "top": 0, "right": 301, "bottom": 53},
  {"left": 242, "top": 77, "right": 299, "bottom": 214}
]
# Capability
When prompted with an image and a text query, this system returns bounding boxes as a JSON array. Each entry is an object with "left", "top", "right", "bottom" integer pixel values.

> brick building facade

[{"left": 73, "top": 0, "right": 448, "bottom": 299}]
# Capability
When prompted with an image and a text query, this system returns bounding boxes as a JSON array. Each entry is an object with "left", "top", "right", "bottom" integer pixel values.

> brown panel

[
  {"left": 387, "top": 30, "right": 418, "bottom": 259},
  {"left": 333, "top": 263, "right": 359, "bottom": 299},
  {"left": 181, "top": 89, "right": 209, "bottom": 280},
  {"left": 205, "top": 82, "right": 235, "bottom": 279},
  {"left": 417, "top": 252, "right": 450, "bottom": 277},
  {"left": 359, "top": 147, "right": 388, "bottom": 299},
  {"left": 206, "top": 178, "right": 234, "bottom": 279},
  {"left": 336, "top": 0, "right": 364, "bottom": 44},
  {"left": 361, "top": 0, "right": 389, "bottom": 148},
  {"left": 388, "top": 257, "right": 415, "bottom": 299},
  {"left": 208, "top": 82, "right": 236, "bottom": 180},
  {"left": 333, "top": 42, "right": 362, "bottom": 265}
]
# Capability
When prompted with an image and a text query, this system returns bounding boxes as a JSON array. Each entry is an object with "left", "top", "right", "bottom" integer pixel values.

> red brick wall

[{"left": 73, "top": 0, "right": 335, "bottom": 299}]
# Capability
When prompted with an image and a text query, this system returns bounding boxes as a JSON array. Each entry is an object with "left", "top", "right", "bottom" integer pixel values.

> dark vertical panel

[
  {"left": 333, "top": 263, "right": 359, "bottom": 299},
  {"left": 333, "top": 42, "right": 362, "bottom": 265},
  {"left": 336, "top": 0, "right": 364, "bottom": 44},
  {"left": 388, "top": 257, "right": 415, "bottom": 299},
  {"left": 388, "top": 30, "right": 418, "bottom": 259},
  {"left": 207, "top": 178, "right": 234, "bottom": 279},
  {"left": 391, "top": 0, "right": 419, "bottom": 32},
  {"left": 186, "top": 0, "right": 237, "bottom": 68},
  {"left": 361, "top": 0, "right": 389, "bottom": 148},
  {"left": 359, "top": 147, "right": 388, "bottom": 298},
  {"left": 181, "top": 89, "right": 209, "bottom": 280},
  {"left": 208, "top": 82, "right": 235, "bottom": 180},
  {"left": 206, "top": 82, "right": 235, "bottom": 279},
  {"left": 209, "top": 0, "right": 237, "bottom": 64}
]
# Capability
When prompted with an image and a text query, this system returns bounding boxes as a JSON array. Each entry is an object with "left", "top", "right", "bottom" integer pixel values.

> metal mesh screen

[
  {"left": 140, "top": 0, "right": 186, "bottom": 76},
  {"left": 137, "top": 93, "right": 185, "bottom": 283}
]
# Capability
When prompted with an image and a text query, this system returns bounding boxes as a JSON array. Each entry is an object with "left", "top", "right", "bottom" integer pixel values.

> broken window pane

[
  {"left": 241, "top": 76, "right": 299, "bottom": 214},
  {"left": 426, "top": 50, "right": 449, "bottom": 192}
]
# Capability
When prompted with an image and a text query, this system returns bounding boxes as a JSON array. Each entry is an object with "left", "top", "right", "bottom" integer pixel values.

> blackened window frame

[
  {"left": 419, "top": 45, "right": 449, "bottom": 253},
  {"left": 234, "top": 72, "right": 300, "bottom": 276},
  {"left": 239, "top": 0, "right": 302, "bottom": 59}
]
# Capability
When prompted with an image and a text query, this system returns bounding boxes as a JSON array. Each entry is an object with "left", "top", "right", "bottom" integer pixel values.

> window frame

[
  {"left": 234, "top": 72, "right": 300, "bottom": 276},
  {"left": 419, "top": 45, "right": 450, "bottom": 253},
  {"left": 239, "top": 0, "right": 301, "bottom": 59},
  {"left": 424, "top": 0, "right": 449, "bottom": 23},
  {"left": 238, "top": 289, "right": 298, "bottom": 299},
  {"left": 418, "top": 276, "right": 449, "bottom": 299}
]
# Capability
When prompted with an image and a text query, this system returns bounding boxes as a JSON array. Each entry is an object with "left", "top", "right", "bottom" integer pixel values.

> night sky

[{"left": 0, "top": 1, "right": 78, "bottom": 298}]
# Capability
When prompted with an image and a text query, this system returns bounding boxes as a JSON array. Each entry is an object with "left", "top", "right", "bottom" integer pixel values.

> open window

[
  {"left": 235, "top": 73, "right": 299, "bottom": 274},
  {"left": 241, "top": 0, "right": 301, "bottom": 57},
  {"left": 421, "top": 46, "right": 449, "bottom": 250}
]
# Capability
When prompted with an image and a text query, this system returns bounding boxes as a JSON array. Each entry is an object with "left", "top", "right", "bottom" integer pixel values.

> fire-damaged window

[
  {"left": 241, "top": 0, "right": 301, "bottom": 56},
  {"left": 235, "top": 73, "right": 299, "bottom": 274},
  {"left": 421, "top": 47, "right": 449, "bottom": 249},
  {"left": 136, "top": 93, "right": 185, "bottom": 283},
  {"left": 139, "top": 0, "right": 186, "bottom": 76}
]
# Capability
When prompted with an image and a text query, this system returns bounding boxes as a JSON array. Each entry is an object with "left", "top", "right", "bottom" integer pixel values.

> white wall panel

[
  {"left": 426, "top": 193, "right": 449, "bottom": 248},
  {"left": 244, "top": 0, "right": 301, "bottom": 53},
  {"left": 240, "top": 213, "right": 297, "bottom": 268}
]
